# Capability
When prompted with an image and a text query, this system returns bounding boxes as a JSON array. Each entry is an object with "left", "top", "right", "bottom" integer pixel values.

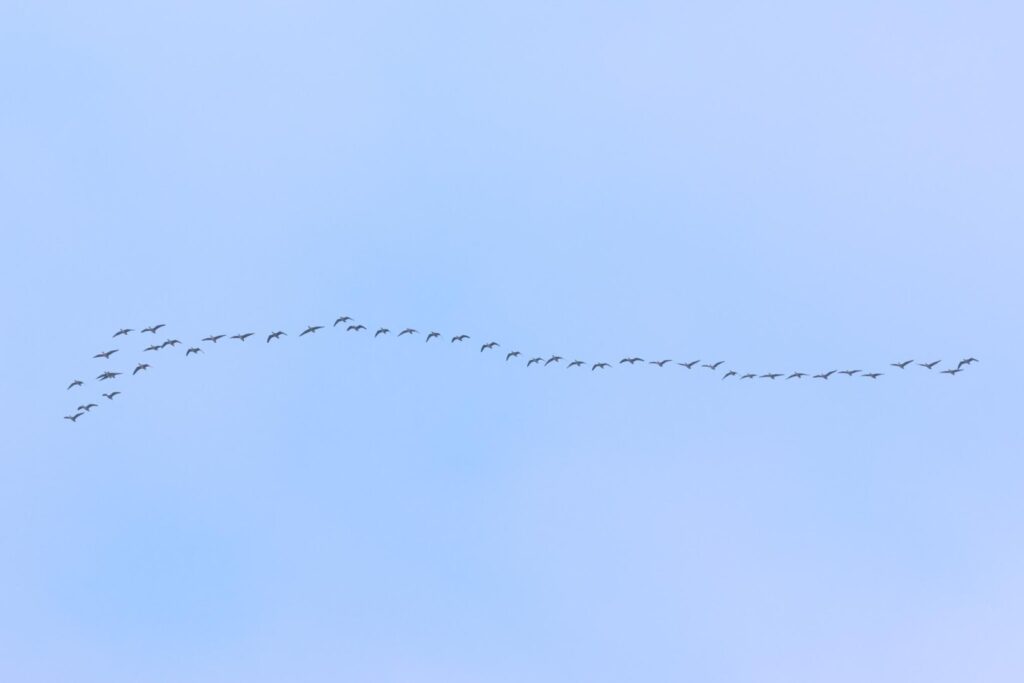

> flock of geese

[{"left": 62, "top": 318, "right": 978, "bottom": 422}]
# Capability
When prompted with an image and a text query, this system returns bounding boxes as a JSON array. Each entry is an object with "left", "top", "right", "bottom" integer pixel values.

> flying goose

[
  {"left": 527, "top": 357, "right": 543, "bottom": 367},
  {"left": 231, "top": 333, "right": 254, "bottom": 342},
  {"left": 891, "top": 359, "right": 914, "bottom": 369},
  {"left": 787, "top": 372, "right": 806, "bottom": 379},
  {"left": 144, "top": 344, "right": 161, "bottom": 352},
  {"left": 202, "top": 334, "right": 226, "bottom": 343},
  {"left": 592, "top": 362, "right": 611, "bottom": 370},
  {"left": 544, "top": 355, "right": 563, "bottom": 366},
  {"left": 761, "top": 373, "right": 783, "bottom": 380},
  {"left": 398, "top": 328, "right": 418, "bottom": 336},
  {"left": 102, "top": 391, "right": 121, "bottom": 400},
  {"left": 451, "top": 334, "right": 470, "bottom": 343},
  {"left": 958, "top": 357, "right": 978, "bottom": 369},
  {"left": 426, "top": 331, "right": 440, "bottom": 342},
  {"left": 702, "top": 361, "right": 724, "bottom": 370},
  {"left": 347, "top": 324, "right": 366, "bottom": 332},
  {"left": 722, "top": 370, "right": 737, "bottom": 380},
  {"left": 185, "top": 347, "right": 202, "bottom": 356},
  {"left": 64, "top": 412, "right": 84, "bottom": 422},
  {"left": 863, "top": 372, "right": 883, "bottom": 379},
  {"left": 141, "top": 324, "right": 166, "bottom": 334},
  {"left": 300, "top": 325, "right": 324, "bottom": 336},
  {"left": 740, "top": 373, "right": 756, "bottom": 380},
  {"left": 113, "top": 328, "right": 133, "bottom": 337},
  {"left": 77, "top": 403, "right": 98, "bottom": 412},
  {"left": 919, "top": 360, "right": 941, "bottom": 369},
  {"left": 506, "top": 351, "right": 521, "bottom": 361},
  {"left": 93, "top": 349, "right": 118, "bottom": 359},
  {"left": 133, "top": 363, "right": 150, "bottom": 375},
  {"left": 619, "top": 357, "right": 643, "bottom": 365},
  {"left": 677, "top": 360, "right": 700, "bottom": 369},
  {"left": 67, "top": 379, "right": 83, "bottom": 390},
  {"left": 97, "top": 371, "right": 121, "bottom": 381},
  {"left": 649, "top": 359, "right": 672, "bottom": 367},
  {"left": 267, "top": 331, "right": 286, "bottom": 343},
  {"left": 162, "top": 339, "right": 182, "bottom": 347},
  {"left": 480, "top": 341, "right": 499, "bottom": 352},
  {"left": 941, "top": 368, "right": 962, "bottom": 376},
  {"left": 813, "top": 370, "right": 836, "bottom": 380},
  {"left": 374, "top": 327, "right": 390, "bottom": 337},
  {"left": 334, "top": 315, "right": 352, "bottom": 326},
  {"left": 567, "top": 360, "right": 585, "bottom": 368}
]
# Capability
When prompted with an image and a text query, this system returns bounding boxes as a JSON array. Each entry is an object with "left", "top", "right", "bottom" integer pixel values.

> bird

[
  {"left": 619, "top": 357, "right": 643, "bottom": 365},
  {"left": 374, "top": 327, "right": 390, "bottom": 337},
  {"left": 941, "top": 368, "right": 962, "bottom": 376},
  {"left": 958, "top": 357, "right": 978, "bottom": 369},
  {"left": 300, "top": 325, "right": 324, "bottom": 336},
  {"left": 740, "top": 373, "right": 757, "bottom": 380},
  {"left": 113, "top": 328, "right": 133, "bottom": 337},
  {"left": 426, "top": 331, "right": 441, "bottom": 342},
  {"left": 185, "top": 347, "right": 202, "bottom": 356},
  {"left": 650, "top": 359, "right": 672, "bottom": 367},
  {"left": 761, "top": 373, "right": 783, "bottom": 380},
  {"left": 133, "top": 363, "right": 150, "bottom": 375},
  {"left": 813, "top": 370, "right": 836, "bottom": 380},
  {"left": 398, "top": 328, "right": 418, "bottom": 337},
  {"left": 77, "top": 403, "right": 98, "bottom": 412},
  {"left": 723, "top": 370, "right": 737, "bottom": 380},
  {"left": 67, "top": 379, "right": 83, "bottom": 390},
  {"left": 839, "top": 369, "right": 861, "bottom": 376},
  {"left": 143, "top": 344, "right": 161, "bottom": 352},
  {"left": 163, "top": 338, "right": 182, "bottom": 347},
  {"left": 97, "top": 371, "right": 121, "bottom": 381},
  {"left": 544, "top": 355, "right": 563, "bottom": 366},
  {"left": 230, "top": 333, "right": 254, "bottom": 342},
  {"left": 102, "top": 391, "right": 121, "bottom": 400},
  {"left": 333, "top": 315, "right": 352, "bottom": 326},
  {"left": 919, "top": 360, "right": 941, "bottom": 370},
  {"left": 567, "top": 360, "right": 585, "bottom": 368},
  {"left": 451, "top": 334, "right": 470, "bottom": 343},
  {"left": 93, "top": 349, "right": 118, "bottom": 359},
  {"left": 64, "top": 412, "right": 84, "bottom": 422},
  {"left": 787, "top": 372, "right": 806, "bottom": 379},
  {"left": 480, "top": 341, "right": 499, "bottom": 352},
  {"left": 527, "top": 357, "right": 543, "bottom": 367},
  {"left": 347, "top": 324, "right": 366, "bottom": 332},
  {"left": 863, "top": 373, "right": 883, "bottom": 379},
  {"left": 678, "top": 360, "right": 700, "bottom": 369},
  {"left": 202, "top": 334, "right": 226, "bottom": 343},
  {"left": 891, "top": 359, "right": 914, "bottom": 369},
  {"left": 506, "top": 351, "right": 521, "bottom": 361},
  {"left": 592, "top": 362, "right": 611, "bottom": 371},
  {"left": 703, "top": 361, "right": 725, "bottom": 370},
  {"left": 267, "top": 331, "right": 286, "bottom": 343},
  {"left": 141, "top": 324, "right": 166, "bottom": 334}
]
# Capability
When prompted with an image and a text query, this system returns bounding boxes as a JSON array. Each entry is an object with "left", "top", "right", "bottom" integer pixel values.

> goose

[
  {"left": 544, "top": 355, "right": 563, "bottom": 366},
  {"left": 374, "top": 327, "right": 390, "bottom": 337},
  {"left": 958, "top": 357, "right": 978, "bottom": 369},
  {"left": 141, "top": 324, "right": 165, "bottom": 334},
  {"left": 67, "top": 379, "right": 83, "bottom": 390},
  {"left": 839, "top": 369, "right": 861, "bottom": 376},
  {"left": 113, "top": 328, "right": 133, "bottom": 337},
  {"left": 677, "top": 360, "right": 700, "bottom": 369},
  {"left": 133, "top": 363, "right": 150, "bottom": 375},
  {"left": 398, "top": 328, "right": 418, "bottom": 336},
  {"left": 97, "top": 371, "right": 121, "bottom": 381},
  {"left": 93, "top": 349, "right": 118, "bottom": 359},
  {"left": 162, "top": 339, "right": 182, "bottom": 347},
  {"left": 813, "top": 370, "right": 836, "bottom": 380},
  {"left": 267, "top": 331, "right": 286, "bottom": 343},
  {"left": 619, "top": 357, "right": 643, "bottom": 365},
  {"left": 567, "top": 360, "right": 585, "bottom": 368},
  {"left": 300, "top": 325, "right": 324, "bottom": 336},
  {"left": 787, "top": 372, "right": 806, "bottom": 379},
  {"left": 77, "top": 403, "right": 98, "bottom": 412},
  {"left": 426, "top": 331, "right": 441, "bottom": 342},
  {"left": 592, "top": 362, "right": 611, "bottom": 370},
  {"left": 102, "top": 391, "right": 121, "bottom": 400},
  {"left": 761, "top": 373, "right": 783, "bottom": 380},
  {"left": 891, "top": 359, "right": 914, "bottom": 369},
  {"left": 649, "top": 359, "right": 672, "bottom": 367},
  {"left": 506, "top": 351, "right": 521, "bottom": 361},
  {"left": 347, "top": 324, "right": 366, "bottom": 332},
  {"left": 527, "top": 357, "right": 543, "bottom": 367},
  {"left": 143, "top": 344, "right": 161, "bottom": 352},
  {"left": 185, "top": 347, "right": 202, "bottom": 356},
  {"left": 722, "top": 370, "right": 737, "bottom": 380},
  {"left": 919, "top": 360, "right": 941, "bottom": 370},
  {"left": 941, "top": 368, "right": 962, "bottom": 376},
  {"left": 230, "top": 333, "right": 254, "bottom": 342},
  {"left": 863, "top": 372, "right": 883, "bottom": 379},
  {"left": 740, "top": 373, "right": 757, "bottom": 380},
  {"left": 451, "top": 334, "right": 470, "bottom": 343},
  {"left": 64, "top": 412, "right": 84, "bottom": 422},
  {"left": 702, "top": 361, "right": 724, "bottom": 370},
  {"left": 202, "top": 334, "right": 226, "bottom": 343},
  {"left": 333, "top": 315, "right": 352, "bottom": 326},
  {"left": 480, "top": 341, "right": 499, "bottom": 351}
]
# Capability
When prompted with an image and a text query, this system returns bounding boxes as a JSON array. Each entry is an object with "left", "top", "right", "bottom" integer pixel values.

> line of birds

[{"left": 62, "top": 318, "right": 978, "bottom": 422}]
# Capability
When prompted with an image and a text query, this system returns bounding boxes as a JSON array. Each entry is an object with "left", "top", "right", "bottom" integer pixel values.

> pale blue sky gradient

[{"left": 2, "top": 2, "right": 1023, "bottom": 681}]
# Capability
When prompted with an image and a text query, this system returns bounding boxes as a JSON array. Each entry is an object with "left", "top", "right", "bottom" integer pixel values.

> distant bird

[
  {"left": 347, "top": 324, "right": 366, "bottom": 332},
  {"left": 702, "top": 361, "right": 724, "bottom": 370},
  {"left": 102, "top": 391, "right": 121, "bottom": 400},
  {"left": 231, "top": 333, "right": 254, "bottom": 342},
  {"left": 650, "top": 359, "right": 672, "bottom": 367},
  {"left": 958, "top": 357, "right": 978, "bottom": 369},
  {"left": 919, "top": 360, "right": 941, "bottom": 370},
  {"left": 202, "top": 334, "right": 226, "bottom": 343},
  {"left": 374, "top": 327, "right": 390, "bottom": 337},
  {"left": 941, "top": 368, "right": 962, "bottom": 376},
  {"left": 185, "top": 347, "right": 202, "bottom": 356},
  {"left": 141, "top": 324, "right": 165, "bottom": 334},
  {"left": 839, "top": 369, "right": 861, "bottom": 376},
  {"left": 77, "top": 403, "right": 98, "bottom": 412},
  {"left": 761, "top": 373, "right": 783, "bottom": 380},
  {"left": 144, "top": 344, "right": 161, "bottom": 352},
  {"left": 787, "top": 372, "right": 806, "bottom": 380},
  {"left": 506, "top": 351, "right": 521, "bottom": 361},
  {"left": 740, "top": 373, "right": 756, "bottom": 380},
  {"left": 133, "top": 363, "right": 150, "bottom": 375},
  {"left": 426, "top": 331, "right": 441, "bottom": 342},
  {"left": 113, "top": 328, "right": 133, "bottom": 337},
  {"left": 814, "top": 370, "right": 836, "bottom": 380},
  {"left": 619, "top": 357, "right": 643, "bottom": 365},
  {"left": 678, "top": 360, "right": 700, "bottom": 369},
  {"left": 267, "top": 331, "right": 286, "bottom": 343},
  {"left": 527, "top": 357, "right": 543, "bottom": 367},
  {"left": 163, "top": 338, "right": 182, "bottom": 347},
  {"left": 592, "top": 362, "right": 611, "bottom": 371},
  {"left": 891, "top": 359, "right": 914, "bottom": 369},
  {"left": 863, "top": 372, "right": 883, "bottom": 379},
  {"left": 481, "top": 341, "right": 499, "bottom": 351},
  {"left": 93, "top": 349, "right": 118, "bottom": 359},
  {"left": 301, "top": 325, "right": 324, "bottom": 336},
  {"left": 451, "top": 334, "right": 470, "bottom": 343},
  {"left": 398, "top": 328, "right": 418, "bottom": 337},
  {"left": 567, "top": 360, "right": 585, "bottom": 368},
  {"left": 64, "top": 412, "right": 84, "bottom": 422},
  {"left": 97, "top": 371, "right": 121, "bottom": 381},
  {"left": 544, "top": 355, "right": 563, "bottom": 366},
  {"left": 722, "top": 370, "right": 737, "bottom": 380},
  {"left": 67, "top": 379, "right": 84, "bottom": 390},
  {"left": 333, "top": 315, "right": 352, "bottom": 326}
]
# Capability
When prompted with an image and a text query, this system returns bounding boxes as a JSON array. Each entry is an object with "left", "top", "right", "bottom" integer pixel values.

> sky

[{"left": 1, "top": 1, "right": 1023, "bottom": 681}]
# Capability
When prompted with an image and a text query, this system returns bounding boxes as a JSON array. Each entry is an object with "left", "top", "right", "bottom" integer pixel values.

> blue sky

[{"left": 2, "top": 2, "right": 1022, "bottom": 681}]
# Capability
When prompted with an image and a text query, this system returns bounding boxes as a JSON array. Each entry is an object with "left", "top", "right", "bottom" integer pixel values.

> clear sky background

[{"left": 2, "top": 2, "right": 1022, "bottom": 681}]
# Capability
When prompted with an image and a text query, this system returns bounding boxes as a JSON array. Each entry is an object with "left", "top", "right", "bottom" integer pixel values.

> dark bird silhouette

[
  {"left": 202, "top": 334, "right": 226, "bottom": 343},
  {"left": 527, "top": 357, "right": 543, "bottom": 367},
  {"left": 77, "top": 403, "right": 98, "bottom": 412},
  {"left": 64, "top": 412, "right": 84, "bottom": 422},
  {"left": 891, "top": 359, "right": 914, "bottom": 369},
  {"left": 267, "top": 331, "right": 286, "bottom": 343},
  {"left": 506, "top": 351, "right": 521, "bottom": 361},
  {"left": 398, "top": 328, "right": 418, "bottom": 336},
  {"left": 133, "top": 363, "right": 150, "bottom": 375},
  {"left": 863, "top": 372, "right": 883, "bottom": 379},
  {"left": 186, "top": 347, "right": 202, "bottom": 356},
  {"left": 102, "top": 391, "right": 121, "bottom": 400},
  {"left": 374, "top": 327, "right": 390, "bottom": 337},
  {"left": 67, "top": 379, "right": 83, "bottom": 390},
  {"left": 141, "top": 324, "right": 165, "bottom": 334},
  {"left": 347, "top": 324, "right": 366, "bottom": 332},
  {"left": 941, "top": 368, "right": 962, "bottom": 376},
  {"left": 231, "top": 333, "right": 254, "bottom": 342},
  {"left": 163, "top": 338, "right": 182, "bottom": 347},
  {"left": 740, "top": 373, "right": 757, "bottom": 380},
  {"left": 592, "top": 362, "right": 611, "bottom": 370},
  {"left": 426, "top": 331, "right": 441, "bottom": 342},
  {"left": 113, "top": 328, "right": 133, "bottom": 337},
  {"left": 958, "top": 357, "right": 978, "bottom": 369},
  {"left": 481, "top": 341, "right": 499, "bottom": 351},
  {"left": 677, "top": 360, "right": 700, "bottom": 369},
  {"left": 567, "top": 360, "right": 585, "bottom": 368},
  {"left": 144, "top": 344, "right": 161, "bottom": 352},
  {"left": 619, "top": 357, "right": 643, "bottom": 365},
  {"left": 650, "top": 359, "right": 672, "bottom": 367},
  {"left": 702, "top": 361, "right": 724, "bottom": 370},
  {"left": 300, "top": 325, "right": 324, "bottom": 336},
  {"left": 814, "top": 370, "right": 836, "bottom": 380},
  {"left": 919, "top": 360, "right": 941, "bottom": 370},
  {"left": 451, "top": 334, "right": 470, "bottom": 343},
  {"left": 839, "top": 369, "right": 861, "bottom": 376},
  {"left": 787, "top": 372, "right": 806, "bottom": 379},
  {"left": 544, "top": 355, "right": 563, "bottom": 366},
  {"left": 97, "top": 371, "right": 121, "bottom": 381},
  {"left": 761, "top": 373, "right": 783, "bottom": 380},
  {"left": 333, "top": 316, "right": 352, "bottom": 326},
  {"left": 723, "top": 370, "right": 737, "bottom": 380},
  {"left": 93, "top": 349, "right": 118, "bottom": 359}
]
